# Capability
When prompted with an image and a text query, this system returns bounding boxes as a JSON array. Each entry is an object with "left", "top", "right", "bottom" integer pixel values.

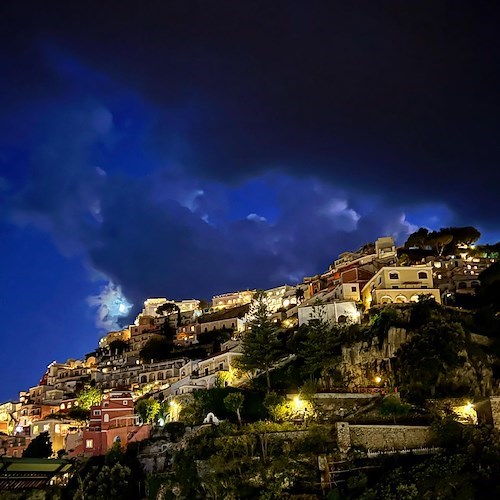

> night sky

[{"left": 1, "top": 1, "right": 499, "bottom": 401}]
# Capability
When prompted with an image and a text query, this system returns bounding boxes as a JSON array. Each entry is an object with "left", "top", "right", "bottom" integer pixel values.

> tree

[
  {"left": 156, "top": 302, "right": 182, "bottom": 327},
  {"left": 75, "top": 462, "right": 132, "bottom": 500},
  {"left": 108, "top": 339, "right": 128, "bottom": 355},
  {"left": 299, "top": 305, "right": 341, "bottom": 379},
  {"left": 23, "top": 431, "right": 52, "bottom": 458},
  {"left": 405, "top": 227, "right": 429, "bottom": 249},
  {"left": 224, "top": 392, "right": 244, "bottom": 426},
  {"left": 236, "top": 292, "right": 283, "bottom": 390},
  {"left": 295, "top": 288, "right": 305, "bottom": 304},
  {"left": 77, "top": 385, "right": 103, "bottom": 410},
  {"left": 395, "top": 319, "right": 467, "bottom": 401},
  {"left": 135, "top": 397, "right": 160, "bottom": 423},
  {"left": 427, "top": 231, "right": 453, "bottom": 256},
  {"left": 445, "top": 226, "right": 481, "bottom": 247},
  {"left": 67, "top": 407, "right": 90, "bottom": 422},
  {"left": 139, "top": 336, "right": 173, "bottom": 361}
]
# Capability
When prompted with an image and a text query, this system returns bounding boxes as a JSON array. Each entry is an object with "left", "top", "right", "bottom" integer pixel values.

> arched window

[
  {"left": 149, "top": 374, "right": 156, "bottom": 382},
  {"left": 104, "top": 414, "right": 109, "bottom": 423},
  {"left": 141, "top": 375, "right": 147, "bottom": 383},
  {"left": 458, "top": 282, "right": 467, "bottom": 289},
  {"left": 389, "top": 272, "right": 399, "bottom": 280},
  {"left": 395, "top": 295, "right": 408, "bottom": 303},
  {"left": 380, "top": 296, "right": 393, "bottom": 304},
  {"left": 337, "top": 315, "right": 347, "bottom": 324},
  {"left": 158, "top": 372, "right": 164, "bottom": 380},
  {"left": 471, "top": 281, "right": 480, "bottom": 288},
  {"left": 418, "top": 271, "right": 428, "bottom": 279}
]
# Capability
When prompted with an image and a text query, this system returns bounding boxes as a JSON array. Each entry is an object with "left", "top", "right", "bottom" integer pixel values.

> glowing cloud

[{"left": 87, "top": 281, "right": 132, "bottom": 331}]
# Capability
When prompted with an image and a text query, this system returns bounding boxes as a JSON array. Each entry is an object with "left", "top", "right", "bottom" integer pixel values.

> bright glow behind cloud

[{"left": 87, "top": 281, "right": 132, "bottom": 331}]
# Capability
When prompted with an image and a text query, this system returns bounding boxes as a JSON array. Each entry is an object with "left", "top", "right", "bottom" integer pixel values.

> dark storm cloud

[
  {"left": 2, "top": 93, "right": 421, "bottom": 318},
  {"left": 2, "top": 1, "right": 499, "bottom": 227}
]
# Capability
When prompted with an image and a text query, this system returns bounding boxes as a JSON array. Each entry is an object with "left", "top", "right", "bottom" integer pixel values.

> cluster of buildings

[{"left": 1, "top": 235, "right": 494, "bottom": 459}]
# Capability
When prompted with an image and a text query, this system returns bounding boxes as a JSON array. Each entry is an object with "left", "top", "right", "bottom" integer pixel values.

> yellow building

[
  {"left": 211, "top": 290, "right": 254, "bottom": 310},
  {"left": 361, "top": 265, "right": 441, "bottom": 310}
]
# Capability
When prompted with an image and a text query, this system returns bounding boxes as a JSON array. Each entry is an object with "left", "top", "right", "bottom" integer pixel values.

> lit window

[
  {"left": 104, "top": 414, "right": 109, "bottom": 422},
  {"left": 86, "top": 439, "right": 93, "bottom": 449},
  {"left": 55, "top": 424, "right": 60, "bottom": 434},
  {"left": 43, "top": 424, "right": 50, "bottom": 432}
]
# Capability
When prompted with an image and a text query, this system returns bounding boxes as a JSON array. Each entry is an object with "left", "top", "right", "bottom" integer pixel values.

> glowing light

[
  {"left": 374, "top": 376, "right": 382, "bottom": 384},
  {"left": 293, "top": 395, "right": 304, "bottom": 411}
]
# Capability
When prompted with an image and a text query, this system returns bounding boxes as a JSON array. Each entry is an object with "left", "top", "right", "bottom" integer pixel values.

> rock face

[
  {"left": 339, "top": 327, "right": 410, "bottom": 389},
  {"left": 339, "top": 325, "right": 494, "bottom": 396}
]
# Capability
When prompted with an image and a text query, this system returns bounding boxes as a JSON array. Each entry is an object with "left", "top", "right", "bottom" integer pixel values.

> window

[
  {"left": 104, "top": 414, "right": 109, "bottom": 423},
  {"left": 389, "top": 272, "right": 399, "bottom": 280},
  {"left": 337, "top": 315, "right": 347, "bottom": 324},
  {"left": 93, "top": 410, "right": 101, "bottom": 416},
  {"left": 43, "top": 424, "right": 50, "bottom": 432},
  {"left": 55, "top": 424, "right": 60, "bottom": 434},
  {"left": 33, "top": 426, "right": 39, "bottom": 435},
  {"left": 351, "top": 286, "right": 357, "bottom": 292},
  {"left": 418, "top": 272, "right": 428, "bottom": 279},
  {"left": 219, "top": 363, "right": 224, "bottom": 370},
  {"left": 123, "top": 400, "right": 128, "bottom": 405},
  {"left": 392, "top": 285, "right": 399, "bottom": 289},
  {"left": 458, "top": 282, "right": 467, "bottom": 289},
  {"left": 86, "top": 439, "right": 94, "bottom": 449}
]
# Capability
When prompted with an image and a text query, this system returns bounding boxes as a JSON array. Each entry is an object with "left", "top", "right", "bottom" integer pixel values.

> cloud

[
  {"left": 1, "top": 46, "right": 498, "bottom": 325},
  {"left": 87, "top": 281, "right": 132, "bottom": 331}
]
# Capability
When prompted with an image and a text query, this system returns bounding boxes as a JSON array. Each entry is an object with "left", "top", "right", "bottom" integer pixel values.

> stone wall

[{"left": 348, "top": 423, "right": 434, "bottom": 450}]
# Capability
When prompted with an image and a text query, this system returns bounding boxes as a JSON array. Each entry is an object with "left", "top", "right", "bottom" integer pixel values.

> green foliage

[
  {"left": 405, "top": 226, "right": 480, "bottom": 256},
  {"left": 395, "top": 318, "right": 468, "bottom": 401},
  {"left": 67, "top": 406, "right": 90, "bottom": 421},
  {"left": 105, "top": 441, "right": 125, "bottom": 466},
  {"left": 139, "top": 336, "right": 173, "bottom": 361},
  {"left": 22, "top": 431, "right": 52, "bottom": 458},
  {"left": 236, "top": 292, "right": 284, "bottom": 389},
  {"left": 378, "top": 395, "right": 411, "bottom": 423},
  {"left": 77, "top": 384, "right": 103, "bottom": 410},
  {"left": 74, "top": 462, "right": 132, "bottom": 500},
  {"left": 135, "top": 397, "right": 160, "bottom": 423},
  {"left": 263, "top": 392, "right": 292, "bottom": 422},
  {"left": 299, "top": 306, "right": 341, "bottom": 378},
  {"left": 180, "top": 387, "right": 257, "bottom": 425}
]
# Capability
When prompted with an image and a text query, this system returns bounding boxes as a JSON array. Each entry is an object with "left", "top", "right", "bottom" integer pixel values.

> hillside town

[{"left": 2, "top": 227, "right": 500, "bottom": 498}]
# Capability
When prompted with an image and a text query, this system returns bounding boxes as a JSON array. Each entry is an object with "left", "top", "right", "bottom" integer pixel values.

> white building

[{"left": 298, "top": 301, "right": 360, "bottom": 327}]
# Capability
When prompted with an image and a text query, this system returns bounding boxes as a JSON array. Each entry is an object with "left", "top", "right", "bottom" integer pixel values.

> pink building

[{"left": 72, "top": 390, "right": 150, "bottom": 457}]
